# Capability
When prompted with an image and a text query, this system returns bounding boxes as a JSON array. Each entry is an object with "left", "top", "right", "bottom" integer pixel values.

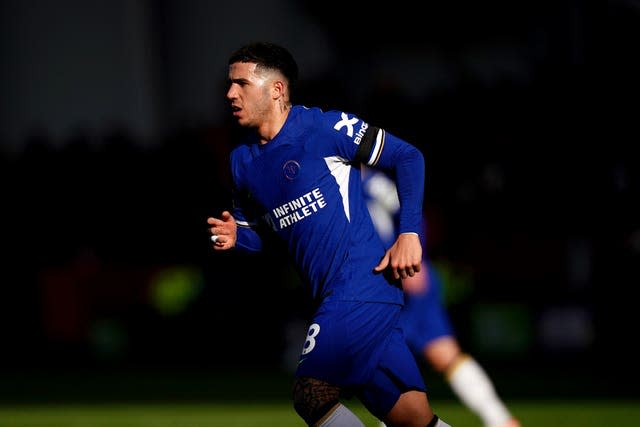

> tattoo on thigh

[{"left": 292, "top": 377, "right": 341, "bottom": 424}]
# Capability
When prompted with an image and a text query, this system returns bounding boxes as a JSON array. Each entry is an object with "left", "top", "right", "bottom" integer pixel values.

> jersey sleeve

[
  {"left": 229, "top": 149, "right": 264, "bottom": 253},
  {"left": 369, "top": 131, "right": 425, "bottom": 236}
]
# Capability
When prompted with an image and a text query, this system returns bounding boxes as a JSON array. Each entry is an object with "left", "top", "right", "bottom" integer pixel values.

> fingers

[
  {"left": 391, "top": 266, "right": 411, "bottom": 280},
  {"left": 207, "top": 211, "right": 234, "bottom": 225},
  {"left": 374, "top": 252, "right": 419, "bottom": 280},
  {"left": 210, "top": 234, "right": 226, "bottom": 249},
  {"left": 207, "top": 216, "right": 224, "bottom": 226},
  {"left": 209, "top": 226, "right": 228, "bottom": 248},
  {"left": 374, "top": 252, "right": 390, "bottom": 273},
  {"left": 207, "top": 212, "right": 236, "bottom": 250},
  {"left": 378, "top": 259, "right": 419, "bottom": 280},
  {"left": 399, "top": 267, "right": 414, "bottom": 280},
  {"left": 207, "top": 212, "right": 232, "bottom": 235}
]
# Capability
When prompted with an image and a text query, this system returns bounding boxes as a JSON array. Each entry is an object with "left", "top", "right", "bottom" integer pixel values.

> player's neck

[{"left": 257, "top": 104, "right": 291, "bottom": 145}]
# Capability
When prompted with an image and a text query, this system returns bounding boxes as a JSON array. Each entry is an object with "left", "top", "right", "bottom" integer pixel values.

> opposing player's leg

[
  {"left": 403, "top": 266, "right": 519, "bottom": 427},
  {"left": 444, "top": 352, "right": 520, "bottom": 427}
]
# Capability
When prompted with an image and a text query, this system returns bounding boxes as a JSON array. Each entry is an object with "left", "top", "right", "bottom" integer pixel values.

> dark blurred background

[{"left": 1, "top": 0, "right": 638, "bottom": 402}]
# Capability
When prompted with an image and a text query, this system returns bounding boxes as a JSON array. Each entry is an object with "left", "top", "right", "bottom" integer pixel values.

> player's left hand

[{"left": 374, "top": 232, "right": 422, "bottom": 280}]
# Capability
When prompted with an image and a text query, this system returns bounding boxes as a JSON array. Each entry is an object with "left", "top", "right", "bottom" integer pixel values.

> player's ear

[{"left": 272, "top": 79, "right": 285, "bottom": 100}]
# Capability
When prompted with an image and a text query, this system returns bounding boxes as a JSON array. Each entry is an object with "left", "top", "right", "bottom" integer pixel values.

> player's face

[{"left": 226, "top": 62, "right": 273, "bottom": 128}]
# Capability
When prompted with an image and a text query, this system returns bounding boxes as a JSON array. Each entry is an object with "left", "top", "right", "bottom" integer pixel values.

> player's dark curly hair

[{"left": 228, "top": 42, "right": 299, "bottom": 99}]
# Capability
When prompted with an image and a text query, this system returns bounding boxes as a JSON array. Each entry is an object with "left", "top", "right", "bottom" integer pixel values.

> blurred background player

[{"left": 362, "top": 167, "right": 521, "bottom": 427}]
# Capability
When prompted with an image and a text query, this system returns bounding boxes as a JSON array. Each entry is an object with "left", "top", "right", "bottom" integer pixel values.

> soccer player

[
  {"left": 207, "top": 42, "right": 451, "bottom": 427},
  {"left": 362, "top": 167, "right": 521, "bottom": 427}
]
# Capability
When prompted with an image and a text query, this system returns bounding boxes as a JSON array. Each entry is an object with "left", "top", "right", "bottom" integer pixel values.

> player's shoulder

[
  {"left": 293, "top": 105, "right": 369, "bottom": 137},
  {"left": 229, "top": 133, "right": 258, "bottom": 170},
  {"left": 229, "top": 141, "right": 251, "bottom": 160}
]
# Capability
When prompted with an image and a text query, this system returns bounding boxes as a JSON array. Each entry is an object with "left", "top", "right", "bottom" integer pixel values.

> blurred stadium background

[{"left": 1, "top": 0, "right": 638, "bottom": 425}]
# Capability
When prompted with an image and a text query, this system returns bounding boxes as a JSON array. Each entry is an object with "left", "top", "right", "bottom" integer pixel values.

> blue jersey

[{"left": 229, "top": 105, "right": 425, "bottom": 305}]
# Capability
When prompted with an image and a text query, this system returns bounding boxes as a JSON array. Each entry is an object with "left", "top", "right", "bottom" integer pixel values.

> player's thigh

[
  {"left": 296, "top": 301, "right": 399, "bottom": 386},
  {"left": 292, "top": 376, "right": 341, "bottom": 425},
  {"left": 358, "top": 327, "right": 427, "bottom": 419}
]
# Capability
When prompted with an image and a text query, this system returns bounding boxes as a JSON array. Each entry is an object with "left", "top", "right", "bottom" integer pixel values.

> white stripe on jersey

[{"left": 324, "top": 155, "right": 352, "bottom": 221}]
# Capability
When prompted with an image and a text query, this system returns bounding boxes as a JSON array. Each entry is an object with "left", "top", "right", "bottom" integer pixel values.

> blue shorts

[
  {"left": 400, "top": 265, "right": 455, "bottom": 356},
  {"left": 295, "top": 300, "right": 426, "bottom": 418}
]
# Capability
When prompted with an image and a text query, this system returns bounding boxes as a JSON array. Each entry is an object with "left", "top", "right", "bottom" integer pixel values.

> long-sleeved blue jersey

[{"left": 229, "top": 105, "right": 425, "bottom": 305}]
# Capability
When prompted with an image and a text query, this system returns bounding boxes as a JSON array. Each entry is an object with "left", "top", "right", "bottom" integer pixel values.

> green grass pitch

[{"left": 1, "top": 400, "right": 638, "bottom": 427}]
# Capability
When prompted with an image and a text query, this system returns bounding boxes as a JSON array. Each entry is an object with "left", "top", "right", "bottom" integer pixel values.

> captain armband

[{"left": 355, "top": 126, "right": 385, "bottom": 166}]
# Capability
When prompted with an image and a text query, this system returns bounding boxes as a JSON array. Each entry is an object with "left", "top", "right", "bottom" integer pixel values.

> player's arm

[
  {"left": 356, "top": 128, "right": 425, "bottom": 235},
  {"left": 208, "top": 159, "right": 264, "bottom": 252},
  {"left": 357, "top": 128, "right": 425, "bottom": 279},
  {"left": 321, "top": 110, "right": 424, "bottom": 278}
]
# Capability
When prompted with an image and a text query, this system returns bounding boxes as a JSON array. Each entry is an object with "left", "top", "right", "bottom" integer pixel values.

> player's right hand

[{"left": 207, "top": 210, "right": 237, "bottom": 250}]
